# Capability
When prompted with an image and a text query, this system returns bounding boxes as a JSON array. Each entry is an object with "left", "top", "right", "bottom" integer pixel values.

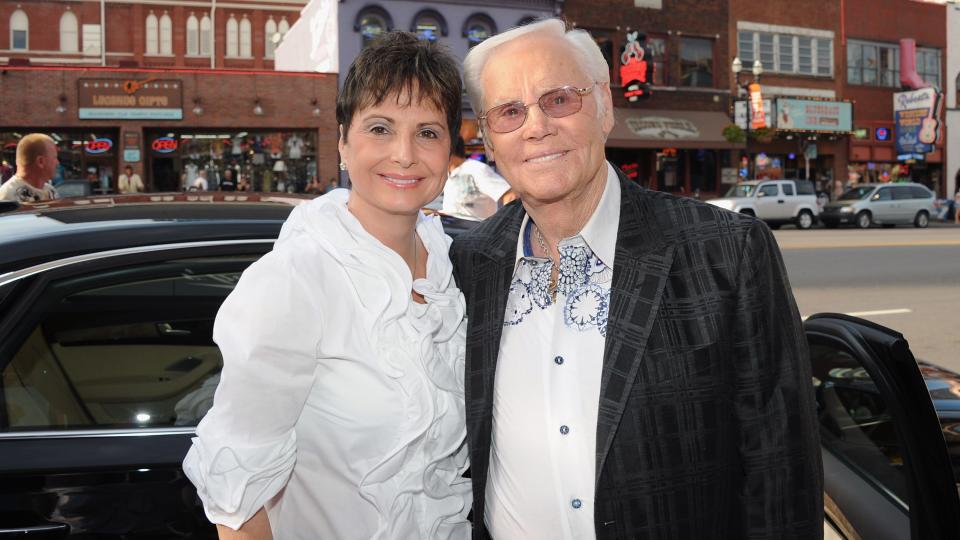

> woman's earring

[{"left": 339, "top": 162, "right": 346, "bottom": 171}]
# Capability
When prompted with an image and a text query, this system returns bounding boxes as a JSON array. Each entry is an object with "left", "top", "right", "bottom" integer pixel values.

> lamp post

[{"left": 731, "top": 58, "right": 763, "bottom": 180}]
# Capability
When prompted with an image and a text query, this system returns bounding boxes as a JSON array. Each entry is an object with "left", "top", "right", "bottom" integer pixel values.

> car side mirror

[{"left": 756, "top": 191, "right": 766, "bottom": 198}]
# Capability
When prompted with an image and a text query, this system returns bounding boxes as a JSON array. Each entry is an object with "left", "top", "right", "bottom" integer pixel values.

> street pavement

[{"left": 773, "top": 223, "right": 960, "bottom": 373}]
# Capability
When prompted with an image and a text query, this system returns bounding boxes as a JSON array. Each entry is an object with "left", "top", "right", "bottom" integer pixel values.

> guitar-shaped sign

[
  {"left": 917, "top": 89, "right": 941, "bottom": 145},
  {"left": 122, "top": 77, "right": 157, "bottom": 95}
]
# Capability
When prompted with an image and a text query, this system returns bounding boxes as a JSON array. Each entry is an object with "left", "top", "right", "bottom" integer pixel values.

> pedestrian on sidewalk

[{"left": 0, "top": 133, "right": 60, "bottom": 203}]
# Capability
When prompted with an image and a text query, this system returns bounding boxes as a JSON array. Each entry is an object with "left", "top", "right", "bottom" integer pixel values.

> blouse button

[
  {"left": 560, "top": 425, "right": 570, "bottom": 435},
  {"left": 554, "top": 355, "right": 564, "bottom": 365},
  {"left": 571, "top": 498, "right": 583, "bottom": 509}
]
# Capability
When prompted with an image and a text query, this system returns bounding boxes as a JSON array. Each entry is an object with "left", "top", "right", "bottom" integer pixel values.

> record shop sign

[
  {"left": 78, "top": 78, "right": 183, "bottom": 120},
  {"left": 625, "top": 116, "right": 700, "bottom": 139}
]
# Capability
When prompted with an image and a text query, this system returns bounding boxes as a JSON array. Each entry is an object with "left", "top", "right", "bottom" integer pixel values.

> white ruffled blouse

[{"left": 182, "top": 189, "right": 471, "bottom": 539}]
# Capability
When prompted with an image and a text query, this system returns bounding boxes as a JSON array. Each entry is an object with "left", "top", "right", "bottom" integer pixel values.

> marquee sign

[{"left": 78, "top": 78, "right": 183, "bottom": 120}]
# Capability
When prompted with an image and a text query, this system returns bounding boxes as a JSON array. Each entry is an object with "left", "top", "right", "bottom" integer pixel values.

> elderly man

[
  {"left": 451, "top": 19, "right": 822, "bottom": 540},
  {"left": 0, "top": 133, "right": 60, "bottom": 203}
]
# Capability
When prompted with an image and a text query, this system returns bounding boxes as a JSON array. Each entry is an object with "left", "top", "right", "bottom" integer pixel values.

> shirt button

[
  {"left": 571, "top": 498, "right": 582, "bottom": 509},
  {"left": 554, "top": 355, "right": 564, "bottom": 365},
  {"left": 560, "top": 425, "right": 570, "bottom": 435}
]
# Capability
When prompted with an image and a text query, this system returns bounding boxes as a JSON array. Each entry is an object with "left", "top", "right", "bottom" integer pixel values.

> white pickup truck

[{"left": 706, "top": 179, "right": 820, "bottom": 229}]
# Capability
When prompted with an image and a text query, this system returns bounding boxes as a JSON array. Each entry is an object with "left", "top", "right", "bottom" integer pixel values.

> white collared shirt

[{"left": 485, "top": 163, "right": 621, "bottom": 540}]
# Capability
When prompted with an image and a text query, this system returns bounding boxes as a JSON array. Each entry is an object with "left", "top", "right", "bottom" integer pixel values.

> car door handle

[
  {"left": 157, "top": 322, "right": 191, "bottom": 336},
  {"left": 777, "top": 199, "right": 785, "bottom": 203},
  {"left": 0, "top": 522, "right": 70, "bottom": 538}
]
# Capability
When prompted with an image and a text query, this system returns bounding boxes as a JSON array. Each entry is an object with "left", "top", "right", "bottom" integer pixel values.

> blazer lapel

[{"left": 595, "top": 176, "right": 675, "bottom": 484}]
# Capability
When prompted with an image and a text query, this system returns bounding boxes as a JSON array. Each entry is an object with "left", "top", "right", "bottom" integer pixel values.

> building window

[
  {"left": 200, "top": 14, "right": 212, "bottom": 56},
  {"left": 738, "top": 30, "right": 834, "bottom": 77},
  {"left": 226, "top": 15, "right": 239, "bottom": 57},
  {"left": 10, "top": 9, "right": 28, "bottom": 50},
  {"left": 240, "top": 16, "right": 252, "bottom": 57},
  {"left": 145, "top": 12, "right": 158, "bottom": 55},
  {"left": 463, "top": 13, "right": 496, "bottom": 48},
  {"left": 159, "top": 12, "right": 172, "bottom": 55},
  {"left": 354, "top": 6, "right": 393, "bottom": 48},
  {"left": 680, "top": 37, "right": 713, "bottom": 88},
  {"left": 59, "top": 10, "right": 79, "bottom": 53},
  {"left": 847, "top": 40, "right": 937, "bottom": 88},
  {"left": 918, "top": 48, "right": 941, "bottom": 87},
  {"left": 411, "top": 9, "right": 446, "bottom": 42},
  {"left": 186, "top": 13, "right": 199, "bottom": 56},
  {"left": 278, "top": 17, "right": 289, "bottom": 38},
  {"left": 648, "top": 35, "right": 667, "bottom": 85},
  {"left": 265, "top": 17, "right": 278, "bottom": 59}
]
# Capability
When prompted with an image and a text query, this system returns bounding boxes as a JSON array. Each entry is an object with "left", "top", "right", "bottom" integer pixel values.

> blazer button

[
  {"left": 571, "top": 498, "right": 582, "bottom": 509},
  {"left": 554, "top": 355, "right": 564, "bottom": 365},
  {"left": 560, "top": 425, "right": 570, "bottom": 435}
]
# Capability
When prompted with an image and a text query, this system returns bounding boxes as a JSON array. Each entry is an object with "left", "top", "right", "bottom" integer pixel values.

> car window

[
  {"left": 892, "top": 186, "right": 914, "bottom": 201},
  {"left": 840, "top": 186, "right": 876, "bottom": 201},
  {"left": 782, "top": 183, "right": 795, "bottom": 196},
  {"left": 796, "top": 181, "right": 816, "bottom": 195},
  {"left": 1, "top": 255, "right": 258, "bottom": 431},
  {"left": 909, "top": 186, "right": 932, "bottom": 199},
  {"left": 726, "top": 184, "right": 756, "bottom": 198},
  {"left": 811, "top": 342, "right": 908, "bottom": 506},
  {"left": 759, "top": 184, "right": 779, "bottom": 197},
  {"left": 872, "top": 188, "right": 893, "bottom": 201}
]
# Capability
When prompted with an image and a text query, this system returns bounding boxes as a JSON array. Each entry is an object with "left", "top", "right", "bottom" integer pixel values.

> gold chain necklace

[{"left": 534, "top": 224, "right": 559, "bottom": 303}]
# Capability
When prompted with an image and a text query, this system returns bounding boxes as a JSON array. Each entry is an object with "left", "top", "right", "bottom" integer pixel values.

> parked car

[
  {"left": 1, "top": 196, "right": 958, "bottom": 539},
  {"left": 706, "top": 179, "right": 820, "bottom": 230},
  {"left": 820, "top": 183, "right": 936, "bottom": 229}
]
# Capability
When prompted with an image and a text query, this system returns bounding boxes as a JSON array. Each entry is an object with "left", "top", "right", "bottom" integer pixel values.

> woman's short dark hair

[{"left": 336, "top": 32, "right": 462, "bottom": 152}]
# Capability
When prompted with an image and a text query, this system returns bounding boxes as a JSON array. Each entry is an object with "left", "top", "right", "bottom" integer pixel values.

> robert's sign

[
  {"left": 893, "top": 87, "right": 941, "bottom": 158},
  {"left": 78, "top": 78, "right": 183, "bottom": 120}
]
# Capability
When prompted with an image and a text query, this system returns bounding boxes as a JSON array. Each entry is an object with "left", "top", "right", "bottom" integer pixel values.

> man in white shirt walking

[
  {"left": 0, "top": 133, "right": 60, "bottom": 203},
  {"left": 118, "top": 165, "right": 145, "bottom": 193}
]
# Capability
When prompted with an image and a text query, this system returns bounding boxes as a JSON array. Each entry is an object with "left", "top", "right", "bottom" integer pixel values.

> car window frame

[{"left": 805, "top": 314, "right": 960, "bottom": 540}]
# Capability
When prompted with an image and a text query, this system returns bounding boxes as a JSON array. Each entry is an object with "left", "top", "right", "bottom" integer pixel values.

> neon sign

[
  {"left": 152, "top": 137, "right": 178, "bottom": 153},
  {"left": 85, "top": 138, "right": 113, "bottom": 154}
]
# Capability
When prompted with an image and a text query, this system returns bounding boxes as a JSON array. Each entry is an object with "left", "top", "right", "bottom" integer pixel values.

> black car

[{"left": 0, "top": 196, "right": 958, "bottom": 539}]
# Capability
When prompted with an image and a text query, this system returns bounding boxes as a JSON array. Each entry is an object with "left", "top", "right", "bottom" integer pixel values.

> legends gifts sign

[{"left": 893, "top": 88, "right": 942, "bottom": 158}]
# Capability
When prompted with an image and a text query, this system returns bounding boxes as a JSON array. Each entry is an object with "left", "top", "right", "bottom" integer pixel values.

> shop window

[
  {"left": 240, "top": 15, "right": 252, "bottom": 57},
  {"left": 59, "top": 11, "right": 79, "bottom": 53},
  {"left": 463, "top": 13, "right": 496, "bottom": 48},
  {"left": 186, "top": 14, "right": 199, "bottom": 56},
  {"left": 159, "top": 12, "right": 172, "bottom": 55},
  {"left": 10, "top": 9, "right": 28, "bottom": 51},
  {"left": 411, "top": 9, "right": 447, "bottom": 42},
  {"left": 145, "top": 12, "right": 158, "bottom": 55},
  {"left": 680, "top": 37, "right": 713, "bottom": 88},
  {"left": 265, "top": 17, "right": 278, "bottom": 58}
]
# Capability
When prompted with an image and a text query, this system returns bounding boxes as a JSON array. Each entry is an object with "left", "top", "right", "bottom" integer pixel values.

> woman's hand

[{"left": 217, "top": 508, "right": 273, "bottom": 540}]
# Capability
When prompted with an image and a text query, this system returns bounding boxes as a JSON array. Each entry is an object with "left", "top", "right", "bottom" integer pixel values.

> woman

[{"left": 183, "top": 32, "right": 470, "bottom": 539}]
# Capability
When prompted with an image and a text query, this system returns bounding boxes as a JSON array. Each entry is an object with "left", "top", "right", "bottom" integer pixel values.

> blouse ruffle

[{"left": 183, "top": 189, "right": 470, "bottom": 537}]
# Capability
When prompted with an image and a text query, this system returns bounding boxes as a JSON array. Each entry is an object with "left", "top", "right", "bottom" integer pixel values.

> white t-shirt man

[
  {"left": 118, "top": 172, "right": 145, "bottom": 193},
  {"left": 0, "top": 176, "right": 59, "bottom": 203},
  {"left": 192, "top": 173, "right": 210, "bottom": 191},
  {"left": 440, "top": 159, "right": 511, "bottom": 221}
]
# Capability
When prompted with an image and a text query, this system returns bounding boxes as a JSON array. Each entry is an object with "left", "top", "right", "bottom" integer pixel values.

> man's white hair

[{"left": 463, "top": 18, "right": 611, "bottom": 117}]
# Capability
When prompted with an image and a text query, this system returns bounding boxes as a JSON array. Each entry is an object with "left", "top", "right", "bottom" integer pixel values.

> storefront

[
  {"left": 849, "top": 122, "right": 945, "bottom": 195},
  {"left": 605, "top": 109, "right": 744, "bottom": 198},
  {"left": 0, "top": 67, "right": 338, "bottom": 195}
]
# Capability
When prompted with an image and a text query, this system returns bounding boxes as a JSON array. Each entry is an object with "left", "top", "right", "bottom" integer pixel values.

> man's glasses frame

[{"left": 479, "top": 83, "right": 597, "bottom": 134}]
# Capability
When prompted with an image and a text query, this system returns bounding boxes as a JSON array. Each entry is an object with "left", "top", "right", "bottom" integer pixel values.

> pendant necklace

[{"left": 534, "top": 224, "right": 559, "bottom": 303}]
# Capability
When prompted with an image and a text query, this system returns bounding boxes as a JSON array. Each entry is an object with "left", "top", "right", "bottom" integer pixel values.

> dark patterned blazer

[{"left": 450, "top": 171, "right": 823, "bottom": 540}]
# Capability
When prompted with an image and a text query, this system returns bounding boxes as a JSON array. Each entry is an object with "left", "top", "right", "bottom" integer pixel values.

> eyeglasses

[{"left": 479, "top": 84, "right": 596, "bottom": 134}]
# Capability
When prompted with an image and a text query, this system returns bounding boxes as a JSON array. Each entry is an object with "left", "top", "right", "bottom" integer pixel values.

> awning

[{"left": 607, "top": 108, "right": 744, "bottom": 149}]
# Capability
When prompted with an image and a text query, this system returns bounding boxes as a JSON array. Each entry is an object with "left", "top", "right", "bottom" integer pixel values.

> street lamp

[{"left": 732, "top": 57, "right": 762, "bottom": 96}]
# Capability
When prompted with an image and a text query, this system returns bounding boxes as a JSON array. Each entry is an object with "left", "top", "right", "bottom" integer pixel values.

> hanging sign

[
  {"left": 619, "top": 31, "right": 654, "bottom": 101},
  {"left": 749, "top": 84, "right": 766, "bottom": 129},
  {"left": 893, "top": 87, "right": 941, "bottom": 156}
]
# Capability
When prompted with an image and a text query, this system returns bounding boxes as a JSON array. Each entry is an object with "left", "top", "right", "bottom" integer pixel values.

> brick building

[
  {"left": 842, "top": 0, "right": 947, "bottom": 196},
  {"left": 0, "top": 0, "right": 340, "bottom": 194},
  {"left": 562, "top": 0, "right": 739, "bottom": 197},
  {"left": 728, "top": 0, "right": 848, "bottom": 194}
]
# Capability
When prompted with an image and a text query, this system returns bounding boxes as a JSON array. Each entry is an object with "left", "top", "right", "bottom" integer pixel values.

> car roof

[{"left": 0, "top": 193, "right": 311, "bottom": 274}]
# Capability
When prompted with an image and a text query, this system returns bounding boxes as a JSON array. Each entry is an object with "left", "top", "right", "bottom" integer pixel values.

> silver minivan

[{"left": 820, "top": 183, "right": 936, "bottom": 229}]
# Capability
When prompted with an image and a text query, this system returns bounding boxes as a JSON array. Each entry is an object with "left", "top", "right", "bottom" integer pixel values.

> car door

[
  {"left": 805, "top": 314, "right": 960, "bottom": 540},
  {"left": 868, "top": 186, "right": 897, "bottom": 223},
  {"left": 754, "top": 182, "right": 784, "bottom": 220},
  {"left": 0, "top": 240, "right": 272, "bottom": 538}
]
